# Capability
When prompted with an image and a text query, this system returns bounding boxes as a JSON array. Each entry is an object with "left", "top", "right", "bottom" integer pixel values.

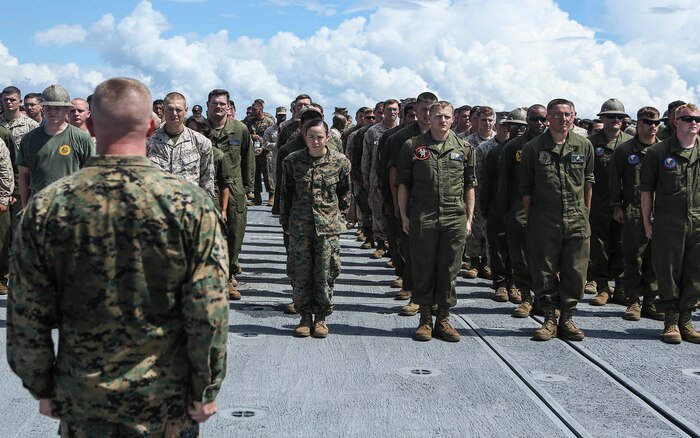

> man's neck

[
  {"left": 382, "top": 119, "right": 397, "bottom": 129},
  {"left": 638, "top": 134, "right": 655, "bottom": 145},
  {"left": 418, "top": 122, "right": 430, "bottom": 134},
  {"left": 2, "top": 109, "right": 20, "bottom": 121},
  {"left": 209, "top": 116, "right": 227, "bottom": 130},
  {"left": 495, "top": 133, "right": 508, "bottom": 143},
  {"left": 165, "top": 123, "right": 185, "bottom": 136},
  {"left": 31, "top": 115, "right": 42, "bottom": 124},
  {"left": 677, "top": 132, "right": 697, "bottom": 148},
  {"left": 478, "top": 130, "right": 491, "bottom": 140},
  {"left": 44, "top": 122, "right": 68, "bottom": 136},
  {"left": 431, "top": 129, "right": 449, "bottom": 142},
  {"left": 550, "top": 130, "right": 568, "bottom": 145},
  {"left": 603, "top": 127, "right": 620, "bottom": 140}
]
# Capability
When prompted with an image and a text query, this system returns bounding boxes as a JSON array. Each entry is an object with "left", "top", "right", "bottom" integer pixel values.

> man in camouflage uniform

[
  {"left": 498, "top": 104, "right": 548, "bottom": 318},
  {"left": 7, "top": 77, "right": 229, "bottom": 436},
  {"left": 397, "top": 101, "right": 476, "bottom": 342},
  {"left": 263, "top": 106, "right": 287, "bottom": 194},
  {"left": 480, "top": 109, "right": 527, "bottom": 303},
  {"left": 362, "top": 99, "right": 399, "bottom": 259},
  {"left": 610, "top": 106, "right": 664, "bottom": 321},
  {"left": 347, "top": 106, "right": 378, "bottom": 249},
  {"left": 246, "top": 100, "right": 276, "bottom": 206},
  {"left": 0, "top": 133, "right": 14, "bottom": 294},
  {"left": 453, "top": 105, "right": 472, "bottom": 139},
  {"left": 463, "top": 106, "right": 495, "bottom": 279},
  {"left": 147, "top": 92, "right": 215, "bottom": 197},
  {"left": 280, "top": 120, "right": 351, "bottom": 337},
  {"left": 1, "top": 86, "right": 40, "bottom": 146},
  {"left": 23, "top": 92, "right": 44, "bottom": 126},
  {"left": 586, "top": 98, "right": 632, "bottom": 305},
  {"left": 207, "top": 89, "right": 255, "bottom": 300}
]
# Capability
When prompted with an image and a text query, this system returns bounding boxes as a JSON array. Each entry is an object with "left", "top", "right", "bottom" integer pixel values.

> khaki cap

[
  {"left": 40, "top": 84, "right": 73, "bottom": 107},
  {"left": 597, "top": 98, "right": 628, "bottom": 117}
]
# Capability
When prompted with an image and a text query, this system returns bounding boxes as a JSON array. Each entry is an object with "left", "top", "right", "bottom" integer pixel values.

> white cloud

[
  {"left": 32, "top": 24, "right": 87, "bottom": 46},
  {"left": 4, "top": 0, "right": 700, "bottom": 118}
]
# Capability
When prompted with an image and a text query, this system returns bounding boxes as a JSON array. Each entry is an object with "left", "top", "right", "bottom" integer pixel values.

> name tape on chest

[
  {"left": 570, "top": 154, "right": 585, "bottom": 164},
  {"left": 228, "top": 138, "right": 241, "bottom": 146},
  {"left": 449, "top": 152, "right": 464, "bottom": 161}
]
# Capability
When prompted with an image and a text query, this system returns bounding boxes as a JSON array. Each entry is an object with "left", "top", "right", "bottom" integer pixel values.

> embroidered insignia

[
  {"left": 664, "top": 157, "right": 677, "bottom": 169},
  {"left": 628, "top": 154, "right": 639, "bottom": 165},
  {"left": 415, "top": 146, "right": 430, "bottom": 160},
  {"left": 595, "top": 147, "right": 605, "bottom": 157},
  {"left": 59, "top": 145, "right": 71, "bottom": 156},
  {"left": 538, "top": 151, "right": 552, "bottom": 165},
  {"left": 449, "top": 152, "right": 463, "bottom": 161},
  {"left": 515, "top": 150, "right": 522, "bottom": 162},
  {"left": 571, "top": 154, "right": 585, "bottom": 164}
]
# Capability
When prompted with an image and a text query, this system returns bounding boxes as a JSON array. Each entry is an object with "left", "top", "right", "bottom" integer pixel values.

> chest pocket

[
  {"left": 659, "top": 156, "right": 683, "bottom": 194},
  {"left": 413, "top": 157, "right": 433, "bottom": 182},
  {"left": 179, "top": 149, "right": 200, "bottom": 174},
  {"left": 565, "top": 153, "right": 585, "bottom": 186},
  {"left": 220, "top": 137, "right": 242, "bottom": 164},
  {"left": 323, "top": 174, "right": 339, "bottom": 201}
]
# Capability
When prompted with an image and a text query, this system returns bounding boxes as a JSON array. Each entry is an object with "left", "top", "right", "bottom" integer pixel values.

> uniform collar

[{"left": 85, "top": 155, "right": 155, "bottom": 167}]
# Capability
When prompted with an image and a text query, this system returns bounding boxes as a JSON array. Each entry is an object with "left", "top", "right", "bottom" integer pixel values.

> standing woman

[{"left": 280, "top": 119, "right": 351, "bottom": 338}]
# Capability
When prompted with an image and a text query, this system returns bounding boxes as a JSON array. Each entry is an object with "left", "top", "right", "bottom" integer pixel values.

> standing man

[
  {"left": 453, "top": 105, "right": 472, "bottom": 139},
  {"left": 520, "top": 98, "right": 594, "bottom": 341},
  {"left": 0, "top": 133, "right": 13, "bottom": 294},
  {"left": 640, "top": 103, "right": 700, "bottom": 344},
  {"left": 16, "top": 85, "right": 94, "bottom": 207},
  {"left": 397, "top": 101, "right": 475, "bottom": 342},
  {"left": 657, "top": 100, "right": 686, "bottom": 141},
  {"left": 263, "top": 106, "right": 287, "bottom": 204},
  {"left": 362, "top": 99, "right": 399, "bottom": 259},
  {"left": 147, "top": 92, "right": 215, "bottom": 197},
  {"left": 207, "top": 89, "right": 255, "bottom": 300},
  {"left": 347, "top": 106, "right": 378, "bottom": 250},
  {"left": 68, "top": 98, "right": 91, "bottom": 134},
  {"left": 23, "top": 93, "right": 44, "bottom": 126},
  {"left": 245, "top": 100, "right": 275, "bottom": 206},
  {"left": 610, "top": 106, "right": 664, "bottom": 321},
  {"left": 463, "top": 106, "right": 495, "bottom": 279},
  {"left": 152, "top": 99, "right": 165, "bottom": 124},
  {"left": 0, "top": 86, "right": 39, "bottom": 147},
  {"left": 7, "top": 77, "right": 228, "bottom": 435},
  {"left": 586, "top": 98, "right": 631, "bottom": 305},
  {"left": 498, "top": 104, "right": 548, "bottom": 318}
]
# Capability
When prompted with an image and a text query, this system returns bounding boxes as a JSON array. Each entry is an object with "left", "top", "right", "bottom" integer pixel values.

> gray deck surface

[{"left": 1, "top": 206, "right": 699, "bottom": 437}]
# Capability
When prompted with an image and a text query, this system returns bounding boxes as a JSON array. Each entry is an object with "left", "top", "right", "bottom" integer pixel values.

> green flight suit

[
  {"left": 610, "top": 136, "right": 658, "bottom": 302},
  {"left": 587, "top": 130, "right": 630, "bottom": 283},
  {"left": 640, "top": 136, "right": 700, "bottom": 313},
  {"left": 209, "top": 119, "right": 255, "bottom": 274},
  {"left": 396, "top": 131, "right": 476, "bottom": 308},
  {"left": 520, "top": 131, "right": 594, "bottom": 311},
  {"left": 379, "top": 124, "right": 404, "bottom": 278}
]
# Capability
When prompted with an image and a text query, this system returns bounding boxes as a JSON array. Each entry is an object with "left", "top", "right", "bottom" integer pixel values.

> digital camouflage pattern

[
  {"left": 0, "top": 138, "right": 14, "bottom": 205},
  {"left": 0, "top": 113, "right": 39, "bottom": 147},
  {"left": 464, "top": 132, "right": 494, "bottom": 259},
  {"left": 362, "top": 123, "right": 393, "bottom": 242},
  {"left": 280, "top": 147, "right": 351, "bottom": 315},
  {"left": 7, "top": 155, "right": 229, "bottom": 427},
  {"left": 147, "top": 126, "right": 215, "bottom": 197}
]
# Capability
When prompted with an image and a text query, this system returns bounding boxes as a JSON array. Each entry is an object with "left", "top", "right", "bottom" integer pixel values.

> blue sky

[{"left": 0, "top": 0, "right": 697, "bottom": 118}]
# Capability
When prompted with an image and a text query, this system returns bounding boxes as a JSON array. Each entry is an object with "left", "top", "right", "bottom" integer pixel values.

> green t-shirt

[{"left": 17, "top": 124, "right": 95, "bottom": 194}]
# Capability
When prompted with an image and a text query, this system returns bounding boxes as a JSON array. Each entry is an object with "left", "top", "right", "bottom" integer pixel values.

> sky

[{"left": 0, "top": 0, "right": 698, "bottom": 119}]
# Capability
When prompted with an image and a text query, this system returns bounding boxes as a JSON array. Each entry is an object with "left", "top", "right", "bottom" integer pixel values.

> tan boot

[
  {"left": 227, "top": 278, "right": 241, "bottom": 300},
  {"left": 295, "top": 313, "right": 313, "bottom": 337},
  {"left": 493, "top": 286, "right": 509, "bottom": 302},
  {"left": 679, "top": 311, "right": 700, "bottom": 344},
  {"left": 391, "top": 277, "right": 403, "bottom": 288},
  {"left": 0, "top": 282, "right": 7, "bottom": 295},
  {"left": 284, "top": 302, "right": 298, "bottom": 314},
  {"left": 641, "top": 299, "right": 664, "bottom": 321},
  {"left": 508, "top": 286, "right": 522, "bottom": 304},
  {"left": 356, "top": 230, "right": 365, "bottom": 241},
  {"left": 662, "top": 310, "right": 682, "bottom": 344},
  {"left": 558, "top": 311, "right": 585, "bottom": 341},
  {"left": 584, "top": 280, "right": 597, "bottom": 295},
  {"left": 370, "top": 246, "right": 386, "bottom": 259},
  {"left": 266, "top": 194, "right": 275, "bottom": 207},
  {"left": 623, "top": 301, "right": 641, "bottom": 321},
  {"left": 395, "top": 289, "right": 411, "bottom": 301},
  {"left": 533, "top": 306, "right": 558, "bottom": 341},
  {"left": 610, "top": 280, "right": 629, "bottom": 306},
  {"left": 360, "top": 238, "right": 374, "bottom": 249},
  {"left": 477, "top": 264, "right": 492, "bottom": 280},
  {"left": 414, "top": 305, "right": 433, "bottom": 341},
  {"left": 229, "top": 276, "right": 238, "bottom": 287},
  {"left": 512, "top": 291, "right": 533, "bottom": 318},
  {"left": 312, "top": 314, "right": 329, "bottom": 338},
  {"left": 434, "top": 308, "right": 460, "bottom": 342},
  {"left": 462, "top": 257, "right": 479, "bottom": 279},
  {"left": 399, "top": 300, "right": 419, "bottom": 316},
  {"left": 590, "top": 291, "right": 609, "bottom": 306}
]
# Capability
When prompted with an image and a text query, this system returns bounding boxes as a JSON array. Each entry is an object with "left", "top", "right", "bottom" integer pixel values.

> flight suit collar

[
  {"left": 669, "top": 135, "right": 700, "bottom": 164},
  {"left": 542, "top": 131, "right": 580, "bottom": 156}
]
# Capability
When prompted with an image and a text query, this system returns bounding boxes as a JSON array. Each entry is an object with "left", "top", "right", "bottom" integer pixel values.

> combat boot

[
  {"left": 284, "top": 302, "right": 298, "bottom": 314},
  {"left": 508, "top": 286, "right": 522, "bottom": 304},
  {"left": 641, "top": 300, "right": 664, "bottom": 321},
  {"left": 370, "top": 242, "right": 387, "bottom": 259},
  {"left": 558, "top": 311, "right": 585, "bottom": 341},
  {"left": 391, "top": 277, "right": 403, "bottom": 288},
  {"left": 386, "top": 259, "right": 394, "bottom": 268},
  {"left": 360, "top": 238, "right": 374, "bottom": 249},
  {"left": 434, "top": 308, "right": 460, "bottom": 342},
  {"left": 478, "top": 264, "right": 492, "bottom": 280},
  {"left": 584, "top": 280, "right": 597, "bottom": 295},
  {"left": 610, "top": 281, "right": 629, "bottom": 306},
  {"left": 227, "top": 278, "right": 241, "bottom": 300},
  {"left": 229, "top": 276, "right": 238, "bottom": 287},
  {"left": 623, "top": 300, "right": 641, "bottom": 321},
  {"left": 512, "top": 291, "right": 533, "bottom": 318},
  {"left": 399, "top": 300, "right": 419, "bottom": 316},
  {"left": 0, "top": 282, "right": 7, "bottom": 295},
  {"left": 679, "top": 311, "right": 700, "bottom": 344},
  {"left": 493, "top": 286, "right": 509, "bottom": 302},
  {"left": 266, "top": 194, "right": 275, "bottom": 207},
  {"left": 356, "top": 230, "right": 365, "bottom": 241},
  {"left": 462, "top": 257, "right": 479, "bottom": 279},
  {"left": 395, "top": 289, "right": 411, "bottom": 300},
  {"left": 532, "top": 298, "right": 559, "bottom": 317},
  {"left": 414, "top": 305, "right": 433, "bottom": 341},
  {"left": 590, "top": 281, "right": 611, "bottom": 306},
  {"left": 312, "top": 314, "right": 329, "bottom": 338},
  {"left": 662, "top": 310, "right": 681, "bottom": 344},
  {"left": 533, "top": 306, "right": 558, "bottom": 341},
  {"left": 294, "top": 313, "right": 313, "bottom": 337}
]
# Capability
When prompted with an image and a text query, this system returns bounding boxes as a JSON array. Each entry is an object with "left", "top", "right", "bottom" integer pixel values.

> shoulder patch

[
  {"left": 664, "top": 157, "right": 677, "bottom": 169},
  {"left": 627, "top": 154, "right": 639, "bottom": 165},
  {"left": 515, "top": 150, "right": 522, "bottom": 162},
  {"left": 415, "top": 146, "right": 430, "bottom": 161},
  {"left": 595, "top": 147, "right": 605, "bottom": 157}
]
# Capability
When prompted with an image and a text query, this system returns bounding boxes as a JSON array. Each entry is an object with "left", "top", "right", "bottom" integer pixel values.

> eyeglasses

[
  {"left": 677, "top": 115, "right": 700, "bottom": 123},
  {"left": 549, "top": 112, "right": 573, "bottom": 120},
  {"left": 604, "top": 115, "right": 626, "bottom": 120},
  {"left": 528, "top": 116, "right": 547, "bottom": 123},
  {"left": 640, "top": 119, "right": 661, "bottom": 126}
]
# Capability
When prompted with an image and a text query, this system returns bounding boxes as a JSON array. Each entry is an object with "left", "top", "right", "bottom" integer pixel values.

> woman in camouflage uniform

[{"left": 280, "top": 119, "right": 351, "bottom": 338}]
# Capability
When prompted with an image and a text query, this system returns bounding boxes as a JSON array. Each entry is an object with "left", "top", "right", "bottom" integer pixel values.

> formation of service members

[{"left": 1, "top": 81, "right": 699, "bottom": 349}]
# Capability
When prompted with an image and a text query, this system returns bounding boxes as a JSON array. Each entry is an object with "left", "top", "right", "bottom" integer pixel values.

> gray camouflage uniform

[
  {"left": 464, "top": 131, "right": 494, "bottom": 259},
  {"left": 361, "top": 123, "right": 392, "bottom": 242}
]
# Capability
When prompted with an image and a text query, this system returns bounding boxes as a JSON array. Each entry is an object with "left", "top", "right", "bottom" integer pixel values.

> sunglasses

[
  {"left": 528, "top": 116, "right": 547, "bottom": 123},
  {"left": 640, "top": 119, "right": 661, "bottom": 126},
  {"left": 604, "top": 115, "right": 626, "bottom": 120},
  {"left": 365, "top": 116, "right": 376, "bottom": 120},
  {"left": 677, "top": 115, "right": 700, "bottom": 123}
]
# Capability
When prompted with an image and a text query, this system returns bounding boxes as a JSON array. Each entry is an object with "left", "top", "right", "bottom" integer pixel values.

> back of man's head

[{"left": 90, "top": 77, "right": 153, "bottom": 153}]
